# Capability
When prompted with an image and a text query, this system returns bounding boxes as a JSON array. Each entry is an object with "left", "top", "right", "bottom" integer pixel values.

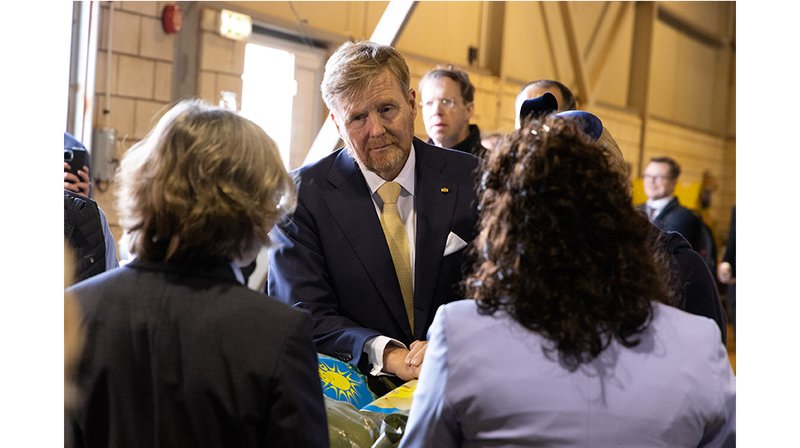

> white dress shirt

[
  {"left": 355, "top": 146, "right": 418, "bottom": 376},
  {"left": 645, "top": 195, "right": 673, "bottom": 221}
]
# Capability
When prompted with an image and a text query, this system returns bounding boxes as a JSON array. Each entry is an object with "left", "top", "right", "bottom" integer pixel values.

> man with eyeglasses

[
  {"left": 640, "top": 156, "right": 703, "bottom": 251},
  {"left": 419, "top": 65, "right": 489, "bottom": 157}
]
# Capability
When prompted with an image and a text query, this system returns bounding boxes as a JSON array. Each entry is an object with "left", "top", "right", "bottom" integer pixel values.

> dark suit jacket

[
  {"left": 645, "top": 197, "right": 703, "bottom": 251},
  {"left": 660, "top": 229, "right": 727, "bottom": 345},
  {"left": 268, "top": 138, "right": 480, "bottom": 368},
  {"left": 68, "top": 258, "right": 328, "bottom": 448}
]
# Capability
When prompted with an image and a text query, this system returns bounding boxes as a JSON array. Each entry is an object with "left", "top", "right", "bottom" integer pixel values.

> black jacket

[
  {"left": 648, "top": 197, "right": 703, "bottom": 251},
  {"left": 64, "top": 189, "right": 106, "bottom": 284},
  {"left": 660, "top": 229, "right": 727, "bottom": 345},
  {"left": 68, "top": 258, "right": 329, "bottom": 447},
  {"left": 428, "top": 124, "right": 489, "bottom": 158}
]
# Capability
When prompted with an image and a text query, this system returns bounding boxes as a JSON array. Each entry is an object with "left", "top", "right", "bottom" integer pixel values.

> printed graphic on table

[
  {"left": 361, "top": 380, "right": 417, "bottom": 415},
  {"left": 317, "top": 354, "right": 376, "bottom": 410}
]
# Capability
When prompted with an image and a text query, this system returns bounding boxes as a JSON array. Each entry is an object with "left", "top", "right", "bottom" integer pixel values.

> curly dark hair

[{"left": 466, "top": 116, "right": 672, "bottom": 370}]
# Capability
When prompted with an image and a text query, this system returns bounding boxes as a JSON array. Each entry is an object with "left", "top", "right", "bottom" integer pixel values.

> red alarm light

[{"left": 162, "top": 4, "right": 183, "bottom": 34}]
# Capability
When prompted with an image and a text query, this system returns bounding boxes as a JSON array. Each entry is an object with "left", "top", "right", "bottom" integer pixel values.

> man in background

[
  {"left": 640, "top": 156, "right": 703, "bottom": 251},
  {"left": 514, "top": 79, "right": 577, "bottom": 128},
  {"left": 419, "top": 65, "right": 488, "bottom": 157}
]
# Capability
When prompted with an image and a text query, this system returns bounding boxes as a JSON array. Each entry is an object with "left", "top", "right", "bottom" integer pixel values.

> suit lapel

[
  {"left": 323, "top": 150, "right": 412, "bottom": 338},
  {"left": 413, "top": 140, "right": 457, "bottom": 338},
  {"left": 655, "top": 197, "right": 679, "bottom": 223}
]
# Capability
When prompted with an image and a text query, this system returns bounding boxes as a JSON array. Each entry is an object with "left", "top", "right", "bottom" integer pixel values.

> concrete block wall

[
  {"left": 198, "top": 8, "right": 246, "bottom": 105},
  {"left": 91, "top": 3, "right": 246, "bottom": 253},
  {"left": 93, "top": 2, "right": 177, "bottom": 245}
]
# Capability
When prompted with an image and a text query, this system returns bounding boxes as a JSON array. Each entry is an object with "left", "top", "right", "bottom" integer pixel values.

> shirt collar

[
  {"left": 646, "top": 196, "right": 674, "bottom": 211},
  {"left": 357, "top": 143, "right": 416, "bottom": 197}
]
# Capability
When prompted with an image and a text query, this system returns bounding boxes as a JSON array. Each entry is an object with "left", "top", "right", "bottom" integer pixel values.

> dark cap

[
  {"left": 555, "top": 110, "right": 603, "bottom": 142},
  {"left": 519, "top": 92, "right": 558, "bottom": 123}
]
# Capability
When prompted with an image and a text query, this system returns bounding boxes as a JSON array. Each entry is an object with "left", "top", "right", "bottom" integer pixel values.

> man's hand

[
  {"left": 64, "top": 162, "right": 91, "bottom": 196},
  {"left": 717, "top": 261, "right": 735, "bottom": 285},
  {"left": 383, "top": 340, "right": 428, "bottom": 381}
]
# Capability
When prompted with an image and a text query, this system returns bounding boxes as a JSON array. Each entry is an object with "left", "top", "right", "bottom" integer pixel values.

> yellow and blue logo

[{"left": 317, "top": 354, "right": 376, "bottom": 409}]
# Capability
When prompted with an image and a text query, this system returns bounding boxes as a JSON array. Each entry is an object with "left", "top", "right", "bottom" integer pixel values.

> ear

[
  {"left": 465, "top": 101, "right": 474, "bottom": 120},
  {"left": 408, "top": 88, "right": 417, "bottom": 120}
]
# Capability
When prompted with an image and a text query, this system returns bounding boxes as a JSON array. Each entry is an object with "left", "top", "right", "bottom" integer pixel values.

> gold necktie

[{"left": 377, "top": 181, "right": 414, "bottom": 331}]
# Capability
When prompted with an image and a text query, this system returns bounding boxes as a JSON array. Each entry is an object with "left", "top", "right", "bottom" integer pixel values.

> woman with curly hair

[
  {"left": 400, "top": 117, "right": 735, "bottom": 447},
  {"left": 67, "top": 100, "right": 328, "bottom": 447}
]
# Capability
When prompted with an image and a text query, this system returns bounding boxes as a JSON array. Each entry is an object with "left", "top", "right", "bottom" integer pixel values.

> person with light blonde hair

[
  {"left": 67, "top": 99, "right": 328, "bottom": 447},
  {"left": 269, "top": 41, "right": 480, "bottom": 394}
]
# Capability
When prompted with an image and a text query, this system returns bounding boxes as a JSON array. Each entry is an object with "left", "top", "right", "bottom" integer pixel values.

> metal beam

[
  {"left": 67, "top": 1, "right": 101, "bottom": 147},
  {"left": 303, "top": 0, "right": 417, "bottom": 167},
  {"left": 588, "top": 2, "right": 630, "bottom": 92},
  {"left": 627, "top": 1, "right": 657, "bottom": 177},
  {"left": 559, "top": 2, "right": 592, "bottom": 107},
  {"left": 538, "top": 2, "right": 561, "bottom": 82}
]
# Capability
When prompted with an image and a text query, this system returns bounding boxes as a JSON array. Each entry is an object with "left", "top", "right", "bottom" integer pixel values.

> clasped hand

[{"left": 383, "top": 340, "right": 428, "bottom": 381}]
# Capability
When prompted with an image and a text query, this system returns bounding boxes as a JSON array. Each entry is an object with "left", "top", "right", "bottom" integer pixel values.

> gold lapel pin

[{"left": 440, "top": 187, "right": 449, "bottom": 194}]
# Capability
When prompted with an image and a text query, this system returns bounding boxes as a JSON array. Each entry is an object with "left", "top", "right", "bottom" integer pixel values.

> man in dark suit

[
  {"left": 640, "top": 156, "right": 703, "bottom": 250},
  {"left": 268, "top": 41, "right": 479, "bottom": 386}
]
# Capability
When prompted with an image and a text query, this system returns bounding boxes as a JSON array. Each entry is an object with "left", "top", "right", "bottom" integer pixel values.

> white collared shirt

[
  {"left": 645, "top": 196, "right": 674, "bottom": 220},
  {"left": 354, "top": 145, "right": 418, "bottom": 376}
]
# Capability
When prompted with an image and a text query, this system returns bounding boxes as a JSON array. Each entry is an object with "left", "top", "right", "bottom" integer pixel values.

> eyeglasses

[
  {"left": 420, "top": 98, "right": 459, "bottom": 109},
  {"left": 643, "top": 174, "right": 673, "bottom": 182}
]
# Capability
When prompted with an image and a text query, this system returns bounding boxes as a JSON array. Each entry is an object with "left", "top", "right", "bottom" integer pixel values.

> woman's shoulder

[
  {"left": 440, "top": 299, "right": 481, "bottom": 320},
  {"left": 651, "top": 302, "right": 725, "bottom": 347},
  {"left": 438, "top": 299, "right": 514, "bottom": 335}
]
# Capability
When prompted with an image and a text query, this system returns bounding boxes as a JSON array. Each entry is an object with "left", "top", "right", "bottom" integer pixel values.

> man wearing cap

[
  {"left": 514, "top": 79, "right": 577, "bottom": 129},
  {"left": 419, "top": 65, "right": 488, "bottom": 157},
  {"left": 268, "top": 41, "right": 479, "bottom": 391}
]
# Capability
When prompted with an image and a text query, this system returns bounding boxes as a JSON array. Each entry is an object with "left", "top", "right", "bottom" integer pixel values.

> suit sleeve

[
  {"left": 399, "top": 306, "right": 461, "bottom": 447},
  {"left": 672, "top": 241, "right": 727, "bottom": 345},
  {"left": 266, "top": 311, "right": 329, "bottom": 447},
  {"left": 268, "top": 195, "right": 381, "bottom": 367},
  {"left": 678, "top": 210, "right": 704, "bottom": 251}
]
